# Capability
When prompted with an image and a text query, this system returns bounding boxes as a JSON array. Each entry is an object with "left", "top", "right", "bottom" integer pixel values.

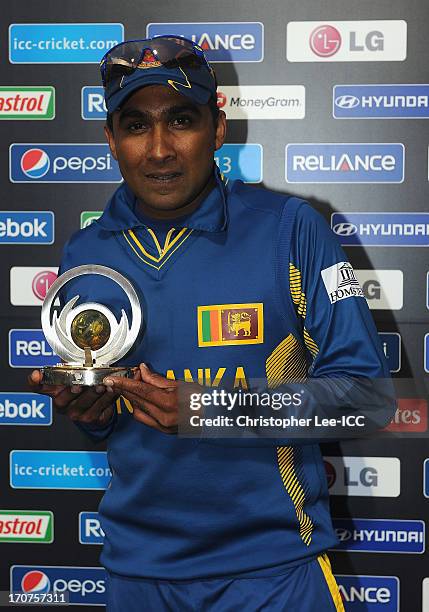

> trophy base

[{"left": 41, "top": 365, "right": 133, "bottom": 386}]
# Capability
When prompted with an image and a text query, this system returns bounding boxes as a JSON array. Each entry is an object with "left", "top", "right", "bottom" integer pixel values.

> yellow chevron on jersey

[{"left": 122, "top": 227, "right": 193, "bottom": 271}]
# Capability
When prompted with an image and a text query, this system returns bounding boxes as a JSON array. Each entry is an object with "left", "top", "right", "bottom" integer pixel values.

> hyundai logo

[
  {"left": 335, "top": 528, "right": 352, "bottom": 541},
  {"left": 335, "top": 95, "right": 360, "bottom": 109},
  {"left": 333, "top": 222, "right": 358, "bottom": 236}
]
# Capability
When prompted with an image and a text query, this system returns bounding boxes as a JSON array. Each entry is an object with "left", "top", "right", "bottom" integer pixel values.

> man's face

[{"left": 105, "top": 85, "right": 226, "bottom": 215}]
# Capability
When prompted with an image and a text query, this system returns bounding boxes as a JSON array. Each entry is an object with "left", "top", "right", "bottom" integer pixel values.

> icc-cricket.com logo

[{"left": 197, "top": 303, "right": 263, "bottom": 347}]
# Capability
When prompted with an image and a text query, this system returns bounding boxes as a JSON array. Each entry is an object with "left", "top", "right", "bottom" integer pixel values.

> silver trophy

[{"left": 40, "top": 264, "right": 142, "bottom": 386}]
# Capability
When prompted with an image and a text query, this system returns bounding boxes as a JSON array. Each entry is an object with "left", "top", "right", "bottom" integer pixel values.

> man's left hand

[{"left": 103, "top": 364, "right": 195, "bottom": 434}]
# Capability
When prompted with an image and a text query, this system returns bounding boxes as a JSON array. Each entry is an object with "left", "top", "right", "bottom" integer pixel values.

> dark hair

[{"left": 105, "top": 94, "right": 220, "bottom": 133}]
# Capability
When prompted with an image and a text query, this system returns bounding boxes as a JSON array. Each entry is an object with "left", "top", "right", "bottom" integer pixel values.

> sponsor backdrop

[{"left": 1, "top": 1, "right": 428, "bottom": 610}]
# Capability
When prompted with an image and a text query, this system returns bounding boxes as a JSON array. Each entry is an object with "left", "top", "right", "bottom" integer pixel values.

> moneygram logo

[
  {"left": 11, "top": 566, "right": 106, "bottom": 605},
  {"left": 324, "top": 456, "right": 400, "bottom": 497},
  {"left": 310, "top": 25, "right": 341, "bottom": 57},
  {"left": 0, "top": 212, "right": 54, "bottom": 245},
  {"left": 336, "top": 575, "right": 399, "bottom": 609},
  {"left": 285, "top": 144, "right": 404, "bottom": 183},
  {"left": 79, "top": 512, "right": 104, "bottom": 545},
  {"left": 287, "top": 20, "right": 407, "bottom": 62},
  {"left": 331, "top": 213, "right": 429, "bottom": 246},
  {"left": 10, "top": 144, "right": 122, "bottom": 183},
  {"left": 80, "top": 211, "right": 102, "bottom": 228},
  {"left": 332, "top": 518, "right": 425, "bottom": 553},
  {"left": 81, "top": 86, "right": 106, "bottom": 120},
  {"left": 0, "top": 393, "right": 52, "bottom": 426},
  {"left": 0, "top": 87, "right": 55, "bottom": 120},
  {"left": 215, "top": 86, "right": 305, "bottom": 120},
  {"left": 0, "top": 510, "right": 53, "bottom": 543},
  {"left": 334, "top": 84, "right": 429, "bottom": 118},
  {"left": 215, "top": 144, "right": 262, "bottom": 182},
  {"left": 147, "top": 22, "right": 263, "bottom": 62},
  {"left": 10, "top": 267, "right": 58, "bottom": 306},
  {"left": 10, "top": 450, "right": 111, "bottom": 490}
]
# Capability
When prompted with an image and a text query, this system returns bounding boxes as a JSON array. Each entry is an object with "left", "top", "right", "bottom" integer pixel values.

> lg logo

[
  {"left": 287, "top": 20, "right": 407, "bottom": 63},
  {"left": 32, "top": 270, "right": 57, "bottom": 301},
  {"left": 362, "top": 279, "right": 381, "bottom": 300},
  {"left": 354, "top": 270, "right": 403, "bottom": 311},
  {"left": 310, "top": 25, "right": 341, "bottom": 57},
  {"left": 309, "top": 25, "right": 384, "bottom": 57}
]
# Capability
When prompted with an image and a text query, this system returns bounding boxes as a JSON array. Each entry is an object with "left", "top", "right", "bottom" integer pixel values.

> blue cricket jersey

[{"left": 58, "top": 168, "right": 392, "bottom": 580}]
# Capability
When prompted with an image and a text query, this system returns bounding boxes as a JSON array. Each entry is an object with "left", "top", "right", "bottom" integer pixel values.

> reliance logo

[
  {"left": 147, "top": 22, "right": 263, "bottom": 62},
  {"left": 285, "top": 144, "right": 404, "bottom": 183},
  {"left": 336, "top": 575, "right": 399, "bottom": 609}
]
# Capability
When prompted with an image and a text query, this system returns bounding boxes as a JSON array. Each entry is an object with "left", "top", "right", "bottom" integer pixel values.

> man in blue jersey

[{"left": 29, "top": 36, "right": 394, "bottom": 611}]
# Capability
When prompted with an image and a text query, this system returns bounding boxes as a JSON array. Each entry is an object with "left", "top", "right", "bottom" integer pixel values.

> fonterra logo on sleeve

[
  {"left": 0, "top": 510, "right": 53, "bottom": 543},
  {"left": 10, "top": 144, "right": 122, "bottom": 183},
  {"left": 11, "top": 566, "right": 106, "bottom": 606},
  {"left": 147, "top": 22, "right": 263, "bottom": 62},
  {"left": 0, "top": 87, "right": 55, "bottom": 119}
]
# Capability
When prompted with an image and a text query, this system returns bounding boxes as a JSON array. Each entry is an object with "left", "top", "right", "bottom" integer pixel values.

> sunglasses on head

[{"left": 100, "top": 35, "right": 216, "bottom": 90}]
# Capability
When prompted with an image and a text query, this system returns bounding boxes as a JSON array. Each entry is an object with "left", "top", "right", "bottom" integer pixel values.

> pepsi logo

[
  {"left": 335, "top": 95, "right": 360, "bottom": 109},
  {"left": 20, "top": 149, "right": 50, "bottom": 179},
  {"left": 310, "top": 25, "right": 342, "bottom": 57},
  {"left": 21, "top": 570, "right": 51, "bottom": 593},
  {"left": 32, "top": 270, "right": 58, "bottom": 301}
]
